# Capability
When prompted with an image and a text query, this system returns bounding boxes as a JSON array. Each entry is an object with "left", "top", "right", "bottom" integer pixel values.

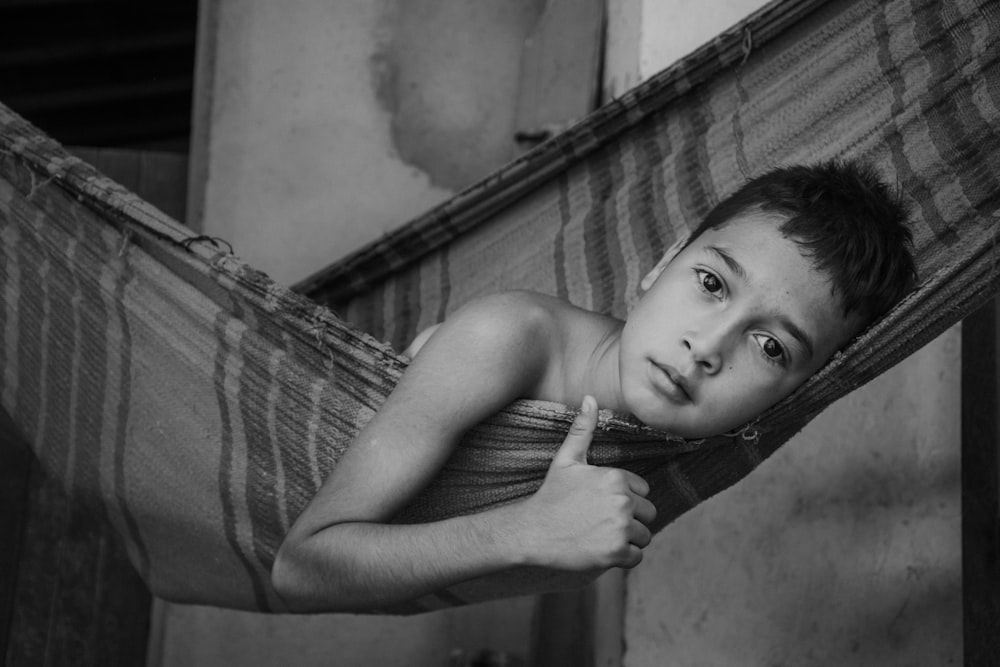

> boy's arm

[{"left": 272, "top": 293, "right": 656, "bottom": 612}]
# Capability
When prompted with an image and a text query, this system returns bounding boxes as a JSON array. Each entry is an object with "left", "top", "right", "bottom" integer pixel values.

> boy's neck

[{"left": 563, "top": 317, "right": 627, "bottom": 414}]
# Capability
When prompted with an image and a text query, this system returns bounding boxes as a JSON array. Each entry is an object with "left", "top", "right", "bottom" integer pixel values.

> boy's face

[{"left": 619, "top": 211, "right": 861, "bottom": 438}]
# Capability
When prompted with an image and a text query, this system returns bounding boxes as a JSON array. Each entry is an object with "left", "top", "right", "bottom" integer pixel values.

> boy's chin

[{"left": 624, "top": 389, "right": 749, "bottom": 439}]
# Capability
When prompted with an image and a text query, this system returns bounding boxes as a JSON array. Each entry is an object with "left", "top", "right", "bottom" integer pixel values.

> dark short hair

[{"left": 687, "top": 160, "right": 916, "bottom": 325}]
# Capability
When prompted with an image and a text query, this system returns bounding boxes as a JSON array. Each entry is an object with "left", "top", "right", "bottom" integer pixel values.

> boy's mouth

[{"left": 649, "top": 361, "right": 693, "bottom": 403}]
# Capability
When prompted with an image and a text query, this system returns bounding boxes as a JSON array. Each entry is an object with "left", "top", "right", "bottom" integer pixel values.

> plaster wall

[
  {"left": 625, "top": 331, "right": 961, "bottom": 666},
  {"left": 604, "top": 0, "right": 770, "bottom": 100},
  {"left": 608, "top": 2, "right": 962, "bottom": 665},
  {"left": 192, "top": 0, "right": 543, "bottom": 286}
]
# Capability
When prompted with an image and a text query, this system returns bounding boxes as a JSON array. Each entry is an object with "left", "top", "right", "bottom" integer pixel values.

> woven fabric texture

[{"left": 1, "top": 0, "right": 999, "bottom": 613}]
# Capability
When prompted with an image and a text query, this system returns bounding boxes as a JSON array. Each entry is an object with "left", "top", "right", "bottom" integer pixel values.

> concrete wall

[
  {"left": 189, "top": 0, "right": 545, "bottom": 287},
  {"left": 604, "top": 0, "right": 769, "bottom": 99},
  {"left": 605, "top": 2, "right": 962, "bottom": 665},
  {"left": 150, "top": 599, "right": 536, "bottom": 667},
  {"left": 624, "top": 332, "right": 961, "bottom": 666}
]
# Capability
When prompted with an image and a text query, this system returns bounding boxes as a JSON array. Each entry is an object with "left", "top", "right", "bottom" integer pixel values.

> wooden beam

[
  {"left": 512, "top": 0, "right": 606, "bottom": 156},
  {"left": 530, "top": 570, "right": 624, "bottom": 667},
  {"left": 0, "top": 410, "right": 32, "bottom": 662},
  {"left": 961, "top": 296, "right": 1000, "bottom": 665}
]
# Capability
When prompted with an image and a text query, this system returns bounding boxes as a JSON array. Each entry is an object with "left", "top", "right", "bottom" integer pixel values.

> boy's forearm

[{"left": 272, "top": 502, "right": 530, "bottom": 613}]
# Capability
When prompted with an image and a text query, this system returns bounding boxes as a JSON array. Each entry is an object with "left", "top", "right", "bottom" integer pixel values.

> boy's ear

[{"left": 640, "top": 231, "right": 690, "bottom": 291}]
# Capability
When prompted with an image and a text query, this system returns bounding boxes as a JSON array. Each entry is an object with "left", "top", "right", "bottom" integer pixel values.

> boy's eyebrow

[
  {"left": 705, "top": 245, "right": 815, "bottom": 360},
  {"left": 705, "top": 246, "right": 748, "bottom": 283},
  {"left": 777, "top": 316, "right": 815, "bottom": 361}
]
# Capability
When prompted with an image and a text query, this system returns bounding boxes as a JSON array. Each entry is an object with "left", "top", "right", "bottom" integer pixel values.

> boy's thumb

[{"left": 554, "top": 396, "right": 598, "bottom": 465}]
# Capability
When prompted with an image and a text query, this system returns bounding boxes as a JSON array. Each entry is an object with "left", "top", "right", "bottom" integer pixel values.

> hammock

[{"left": 1, "top": 0, "right": 998, "bottom": 614}]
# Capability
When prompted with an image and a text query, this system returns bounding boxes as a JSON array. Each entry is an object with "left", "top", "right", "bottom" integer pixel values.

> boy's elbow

[
  {"left": 271, "top": 536, "right": 373, "bottom": 614},
  {"left": 271, "top": 541, "right": 313, "bottom": 612}
]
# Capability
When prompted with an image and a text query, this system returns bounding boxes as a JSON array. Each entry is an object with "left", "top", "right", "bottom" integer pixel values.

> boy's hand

[{"left": 518, "top": 396, "right": 656, "bottom": 571}]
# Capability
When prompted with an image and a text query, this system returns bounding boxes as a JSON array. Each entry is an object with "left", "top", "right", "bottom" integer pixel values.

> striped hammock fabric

[{"left": 2, "top": 0, "right": 999, "bottom": 614}]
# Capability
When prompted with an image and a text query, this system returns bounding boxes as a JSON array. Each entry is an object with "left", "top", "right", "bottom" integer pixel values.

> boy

[{"left": 272, "top": 160, "right": 916, "bottom": 612}]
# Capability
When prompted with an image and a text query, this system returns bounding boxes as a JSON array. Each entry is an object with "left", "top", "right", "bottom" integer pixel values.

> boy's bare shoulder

[
  {"left": 455, "top": 290, "right": 603, "bottom": 342},
  {"left": 402, "top": 290, "right": 616, "bottom": 407},
  {"left": 458, "top": 292, "right": 619, "bottom": 405},
  {"left": 405, "top": 290, "right": 613, "bottom": 370},
  {"left": 447, "top": 290, "right": 565, "bottom": 345},
  {"left": 404, "top": 291, "right": 558, "bottom": 360}
]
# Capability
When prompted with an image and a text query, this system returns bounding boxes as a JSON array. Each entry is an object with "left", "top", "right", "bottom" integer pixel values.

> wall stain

[{"left": 368, "top": 0, "right": 546, "bottom": 192}]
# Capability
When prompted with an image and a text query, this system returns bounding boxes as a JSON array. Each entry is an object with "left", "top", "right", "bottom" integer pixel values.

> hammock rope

[{"left": 1, "top": 0, "right": 998, "bottom": 614}]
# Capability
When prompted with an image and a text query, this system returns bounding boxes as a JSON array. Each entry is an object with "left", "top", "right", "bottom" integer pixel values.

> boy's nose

[{"left": 683, "top": 328, "right": 726, "bottom": 375}]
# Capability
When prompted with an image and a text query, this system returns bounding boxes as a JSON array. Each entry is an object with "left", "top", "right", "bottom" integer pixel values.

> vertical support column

[
  {"left": 186, "top": 0, "right": 220, "bottom": 233},
  {"left": 0, "top": 411, "right": 32, "bottom": 663},
  {"left": 961, "top": 297, "right": 1000, "bottom": 664}
]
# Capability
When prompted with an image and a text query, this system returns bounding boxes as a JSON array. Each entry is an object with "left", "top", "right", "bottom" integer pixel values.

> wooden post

[
  {"left": 0, "top": 411, "right": 32, "bottom": 663},
  {"left": 961, "top": 296, "right": 1000, "bottom": 664}
]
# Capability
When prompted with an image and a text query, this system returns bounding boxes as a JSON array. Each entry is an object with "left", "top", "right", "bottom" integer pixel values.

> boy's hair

[{"left": 687, "top": 160, "right": 916, "bottom": 326}]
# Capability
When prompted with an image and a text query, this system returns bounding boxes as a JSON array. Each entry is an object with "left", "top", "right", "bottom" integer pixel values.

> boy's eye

[
  {"left": 753, "top": 334, "right": 786, "bottom": 363},
  {"left": 696, "top": 269, "right": 723, "bottom": 294}
]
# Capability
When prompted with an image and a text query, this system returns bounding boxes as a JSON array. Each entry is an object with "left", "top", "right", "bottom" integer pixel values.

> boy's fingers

[
  {"left": 625, "top": 471, "right": 650, "bottom": 497},
  {"left": 632, "top": 496, "right": 657, "bottom": 526},
  {"left": 621, "top": 545, "right": 644, "bottom": 569},
  {"left": 553, "top": 396, "right": 598, "bottom": 465},
  {"left": 628, "top": 520, "right": 652, "bottom": 549}
]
